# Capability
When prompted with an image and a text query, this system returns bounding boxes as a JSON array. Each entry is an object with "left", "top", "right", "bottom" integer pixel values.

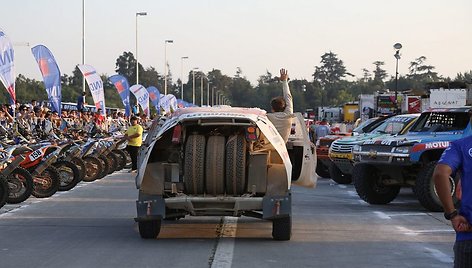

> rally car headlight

[
  {"left": 393, "top": 147, "right": 410, "bottom": 154},
  {"left": 352, "top": 144, "right": 361, "bottom": 152}
]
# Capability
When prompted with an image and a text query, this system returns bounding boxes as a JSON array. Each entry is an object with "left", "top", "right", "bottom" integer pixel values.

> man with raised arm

[{"left": 267, "top": 68, "right": 294, "bottom": 143}]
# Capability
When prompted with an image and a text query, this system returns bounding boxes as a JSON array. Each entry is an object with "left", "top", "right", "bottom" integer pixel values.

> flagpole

[{"left": 82, "top": 0, "right": 85, "bottom": 93}]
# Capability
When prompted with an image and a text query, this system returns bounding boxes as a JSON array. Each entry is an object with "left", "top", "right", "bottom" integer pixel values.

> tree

[
  {"left": 408, "top": 56, "right": 440, "bottom": 82},
  {"left": 313, "top": 52, "right": 349, "bottom": 106},
  {"left": 372, "top": 61, "right": 388, "bottom": 82},
  {"left": 313, "top": 51, "right": 347, "bottom": 88},
  {"left": 115, "top": 51, "right": 144, "bottom": 85}
]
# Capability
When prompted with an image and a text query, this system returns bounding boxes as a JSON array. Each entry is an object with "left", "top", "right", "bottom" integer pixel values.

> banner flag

[
  {"left": 146, "top": 86, "right": 160, "bottom": 110},
  {"left": 0, "top": 29, "right": 15, "bottom": 105},
  {"left": 31, "top": 45, "right": 62, "bottom": 114},
  {"left": 130, "top": 84, "right": 150, "bottom": 117},
  {"left": 78, "top": 64, "right": 106, "bottom": 115},
  {"left": 108, "top": 75, "right": 131, "bottom": 117},
  {"left": 160, "top": 94, "right": 177, "bottom": 114}
]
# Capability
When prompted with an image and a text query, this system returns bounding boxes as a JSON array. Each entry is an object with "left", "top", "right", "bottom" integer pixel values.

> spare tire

[
  {"left": 205, "top": 136, "right": 225, "bottom": 196},
  {"left": 184, "top": 135, "right": 206, "bottom": 195},
  {"left": 225, "top": 134, "right": 247, "bottom": 196}
]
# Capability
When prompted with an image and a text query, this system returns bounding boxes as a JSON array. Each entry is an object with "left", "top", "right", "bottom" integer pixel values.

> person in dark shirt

[
  {"left": 434, "top": 110, "right": 472, "bottom": 267},
  {"left": 77, "top": 92, "right": 87, "bottom": 111}
]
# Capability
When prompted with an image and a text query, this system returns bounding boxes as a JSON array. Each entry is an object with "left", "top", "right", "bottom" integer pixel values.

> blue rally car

[{"left": 352, "top": 107, "right": 471, "bottom": 212}]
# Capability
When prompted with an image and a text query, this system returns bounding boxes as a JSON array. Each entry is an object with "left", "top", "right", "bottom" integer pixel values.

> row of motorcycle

[{"left": 0, "top": 131, "right": 131, "bottom": 209}]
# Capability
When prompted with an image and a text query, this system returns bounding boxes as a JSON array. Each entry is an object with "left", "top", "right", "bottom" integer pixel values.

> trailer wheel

[
  {"left": 206, "top": 136, "right": 225, "bottom": 196},
  {"left": 138, "top": 219, "right": 161, "bottom": 239},
  {"left": 272, "top": 216, "right": 292, "bottom": 241},
  {"left": 225, "top": 134, "right": 247, "bottom": 196},
  {"left": 184, "top": 135, "right": 206, "bottom": 195}
]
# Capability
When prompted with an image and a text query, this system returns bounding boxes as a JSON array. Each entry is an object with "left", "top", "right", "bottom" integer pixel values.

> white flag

[
  {"left": 130, "top": 84, "right": 150, "bottom": 117},
  {"left": 160, "top": 94, "right": 177, "bottom": 114},
  {"left": 78, "top": 64, "right": 106, "bottom": 115},
  {"left": 0, "top": 29, "right": 15, "bottom": 104}
]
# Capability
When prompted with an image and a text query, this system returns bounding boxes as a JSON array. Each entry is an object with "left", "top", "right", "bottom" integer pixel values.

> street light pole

[
  {"left": 135, "top": 12, "right": 147, "bottom": 85},
  {"left": 180, "top": 56, "right": 188, "bottom": 101},
  {"left": 164, "top": 39, "right": 174, "bottom": 95},
  {"left": 200, "top": 74, "right": 204, "bottom": 106},
  {"left": 393, "top": 43, "right": 402, "bottom": 114},
  {"left": 207, "top": 80, "right": 210, "bottom": 106},
  {"left": 192, "top": 68, "right": 198, "bottom": 105}
]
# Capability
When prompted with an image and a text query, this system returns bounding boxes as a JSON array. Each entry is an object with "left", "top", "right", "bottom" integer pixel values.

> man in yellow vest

[{"left": 125, "top": 116, "right": 143, "bottom": 173}]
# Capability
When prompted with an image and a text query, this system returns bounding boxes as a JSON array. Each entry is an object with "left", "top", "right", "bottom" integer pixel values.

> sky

[{"left": 1, "top": 0, "right": 471, "bottom": 86}]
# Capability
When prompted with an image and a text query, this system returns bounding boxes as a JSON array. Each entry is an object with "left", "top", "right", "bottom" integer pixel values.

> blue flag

[
  {"left": 109, "top": 75, "right": 131, "bottom": 116},
  {"left": 31, "top": 45, "right": 62, "bottom": 113},
  {"left": 146, "top": 86, "right": 160, "bottom": 110}
]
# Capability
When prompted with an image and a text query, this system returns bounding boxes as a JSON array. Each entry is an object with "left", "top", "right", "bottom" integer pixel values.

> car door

[{"left": 287, "top": 113, "right": 318, "bottom": 188}]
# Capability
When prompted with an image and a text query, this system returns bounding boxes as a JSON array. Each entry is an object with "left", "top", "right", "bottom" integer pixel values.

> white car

[{"left": 135, "top": 106, "right": 317, "bottom": 240}]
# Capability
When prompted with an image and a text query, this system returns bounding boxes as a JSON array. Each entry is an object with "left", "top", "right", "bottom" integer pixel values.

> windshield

[
  {"left": 371, "top": 116, "right": 415, "bottom": 135},
  {"left": 353, "top": 117, "right": 385, "bottom": 134},
  {"left": 409, "top": 112, "right": 470, "bottom": 132}
]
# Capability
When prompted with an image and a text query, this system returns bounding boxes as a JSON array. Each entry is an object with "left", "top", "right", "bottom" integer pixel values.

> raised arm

[{"left": 280, "top": 69, "right": 293, "bottom": 114}]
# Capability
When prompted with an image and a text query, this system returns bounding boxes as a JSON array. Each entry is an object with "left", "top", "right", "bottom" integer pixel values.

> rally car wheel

[
  {"left": 329, "top": 162, "right": 352, "bottom": 184},
  {"left": 415, "top": 161, "right": 459, "bottom": 212},
  {"left": 184, "top": 135, "right": 206, "bottom": 195},
  {"left": 225, "top": 134, "right": 246, "bottom": 196},
  {"left": 353, "top": 164, "right": 400, "bottom": 204},
  {"left": 205, "top": 136, "right": 225, "bottom": 196}
]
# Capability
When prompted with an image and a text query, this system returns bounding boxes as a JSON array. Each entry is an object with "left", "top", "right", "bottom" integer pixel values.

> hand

[
  {"left": 280, "top": 68, "right": 288, "bottom": 81},
  {"left": 452, "top": 215, "right": 472, "bottom": 232}
]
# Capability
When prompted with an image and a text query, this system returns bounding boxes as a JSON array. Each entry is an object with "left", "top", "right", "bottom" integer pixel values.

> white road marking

[
  {"left": 423, "top": 247, "right": 453, "bottom": 263},
  {"left": 374, "top": 211, "right": 391, "bottom": 220},
  {"left": 211, "top": 217, "right": 238, "bottom": 268},
  {"left": 337, "top": 185, "right": 347, "bottom": 189},
  {"left": 347, "top": 191, "right": 358, "bottom": 197},
  {"left": 396, "top": 226, "right": 454, "bottom": 236}
]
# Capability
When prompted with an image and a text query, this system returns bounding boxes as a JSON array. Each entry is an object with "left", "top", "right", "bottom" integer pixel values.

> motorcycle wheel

[
  {"left": 54, "top": 160, "right": 81, "bottom": 191},
  {"left": 106, "top": 153, "right": 117, "bottom": 175},
  {"left": 71, "top": 157, "right": 86, "bottom": 182},
  {"left": 32, "top": 166, "right": 60, "bottom": 198},
  {"left": 6, "top": 167, "right": 33, "bottom": 204},
  {"left": 82, "top": 156, "right": 103, "bottom": 182},
  {"left": 112, "top": 150, "right": 127, "bottom": 171},
  {"left": 97, "top": 155, "right": 110, "bottom": 179}
]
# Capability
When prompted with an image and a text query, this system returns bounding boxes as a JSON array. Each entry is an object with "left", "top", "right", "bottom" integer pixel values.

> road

[{"left": 0, "top": 172, "right": 455, "bottom": 268}]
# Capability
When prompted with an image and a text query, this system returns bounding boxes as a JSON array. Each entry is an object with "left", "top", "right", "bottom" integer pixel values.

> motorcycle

[
  {"left": 15, "top": 144, "right": 61, "bottom": 198},
  {"left": 79, "top": 139, "right": 104, "bottom": 182},
  {"left": 0, "top": 145, "right": 34, "bottom": 204}
]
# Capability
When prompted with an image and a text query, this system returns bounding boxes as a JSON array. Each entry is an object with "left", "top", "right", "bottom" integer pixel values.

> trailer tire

[
  {"left": 184, "top": 135, "right": 206, "bottom": 195},
  {"left": 225, "top": 134, "right": 246, "bottom": 196},
  {"left": 272, "top": 216, "right": 292, "bottom": 241},
  {"left": 138, "top": 219, "right": 161, "bottom": 239},
  {"left": 206, "top": 136, "right": 225, "bottom": 196}
]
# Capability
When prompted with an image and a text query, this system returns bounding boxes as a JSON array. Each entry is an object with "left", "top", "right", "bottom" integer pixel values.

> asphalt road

[{"left": 0, "top": 172, "right": 455, "bottom": 268}]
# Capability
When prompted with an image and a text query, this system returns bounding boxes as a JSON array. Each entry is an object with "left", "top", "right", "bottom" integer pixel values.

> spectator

[
  {"left": 77, "top": 92, "right": 87, "bottom": 111},
  {"left": 267, "top": 68, "right": 293, "bottom": 143},
  {"left": 433, "top": 109, "right": 472, "bottom": 266},
  {"left": 315, "top": 118, "right": 331, "bottom": 140},
  {"left": 124, "top": 116, "right": 143, "bottom": 173}
]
